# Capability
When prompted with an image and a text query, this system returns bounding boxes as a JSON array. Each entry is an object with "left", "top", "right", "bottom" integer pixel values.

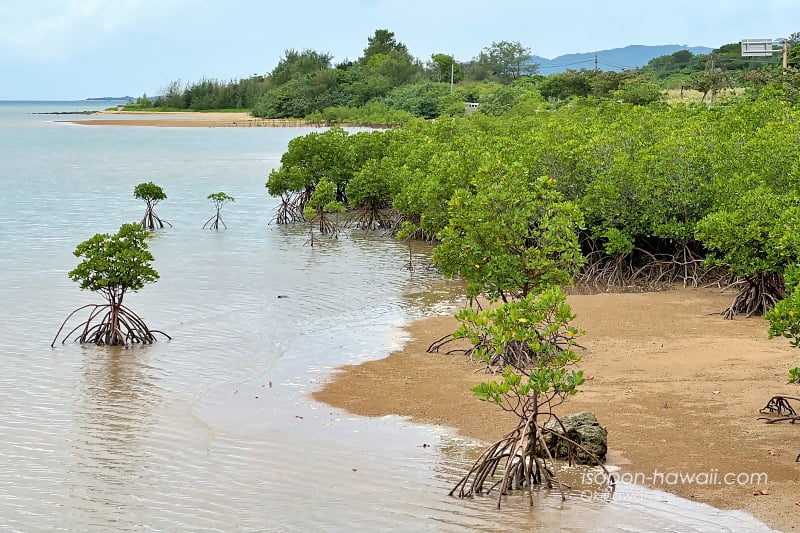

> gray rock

[{"left": 542, "top": 411, "right": 607, "bottom": 465}]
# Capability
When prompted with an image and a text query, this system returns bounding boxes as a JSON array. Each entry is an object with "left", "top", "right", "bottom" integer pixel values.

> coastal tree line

[
  {"left": 265, "top": 88, "right": 800, "bottom": 391},
  {"left": 133, "top": 29, "right": 535, "bottom": 120},
  {"left": 267, "top": 95, "right": 800, "bottom": 312},
  {"left": 128, "top": 28, "right": 800, "bottom": 124}
]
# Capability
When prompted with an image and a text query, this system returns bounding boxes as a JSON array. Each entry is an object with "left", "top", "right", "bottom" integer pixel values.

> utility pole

[
  {"left": 783, "top": 39, "right": 789, "bottom": 69},
  {"left": 450, "top": 60, "right": 454, "bottom": 93}
]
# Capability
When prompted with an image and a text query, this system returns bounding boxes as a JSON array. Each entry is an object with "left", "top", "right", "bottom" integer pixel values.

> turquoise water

[{"left": 0, "top": 101, "right": 777, "bottom": 532}]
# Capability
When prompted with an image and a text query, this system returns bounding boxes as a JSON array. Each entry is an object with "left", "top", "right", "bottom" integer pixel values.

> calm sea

[{"left": 0, "top": 101, "right": 775, "bottom": 532}]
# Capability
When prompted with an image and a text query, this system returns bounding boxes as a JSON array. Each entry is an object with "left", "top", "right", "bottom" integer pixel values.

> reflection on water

[{"left": 71, "top": 347, "right": 159, "bottom": 496}]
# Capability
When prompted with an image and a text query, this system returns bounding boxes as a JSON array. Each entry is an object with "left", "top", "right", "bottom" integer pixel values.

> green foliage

[
  {"left": 696, "top": 185, "right": 800, "bottom": 278},
  {"left": 363, "top": 51, "right": 420, "bottom": 87},
  {"left": 454, "top": 287, "right": 585, "bottom": 402},
  {"left": 767, "top": 297, "right": 800, "bottom": 348},
  {"left": 382, "top": 82, "right": 449, "bottom": 118},
  {"left": 153, "top": 76, "right": 269, "bottom": 110},
  {"left": 136, "top": 93, "right": 153, "bottom": 107},
  {"left": 433, "top": 162, "right": 584, "bottom": 302},
  {"left": 270, "top": 49, "right": 333, "bottom": 87},
  {"left": 346, "top": 158, "right": 397, "bottom": 210},
  {"left": 537, "top": 70, "right": 594, "bottom": 100},
  {"left": 208, "top": 192, "right": 234, "bottom": 208},
  {"left": 302, "top": 178, "right": 345, "bottom": 234},
  {"left": 303, "top": 178, "right": 344, "bottom": 217},
  {"left": 68, "top": 223, "right": 158, "bottom": 300},
  {"left": 390, "top": 118, "right": 492, "bottom": 239},
  {"left": 361, "top": 29, "right": 411, "bottom": 63},
  {"left": 642, "top": 45, "right": 780, "bottom": 87},
  {"left": 469, "top": 41, "right": 536, "bottom": 83},
  {"left": 309, "top": 179, "right": 344, "bottom": 211},
  {"left": 306, "top": 102, "right": 415, "bottom": 125},
  {"left": 266, "top": 126, "right": 355, "bottom": 201},
  {"left": 477, "top": 80, "right": 542, "bottom": 116},
  {"left": 133, "top": 181, "right": 167, "bottom": 203},
  {"left": 768, "top": 265, "right": 800, "bottom": 347},
  {"left": 789, "top": 367, "right": 800, "bottom": 384},
  {"left": 537, "top": 70, "right": 645, "bottom": 102},
  {"left": 644, "top": 50, "right": 698, "bottom": 79},
  {"left": 613, "top": 79, "right": 663, "bottom": 105},
  {"left": 428, "top": 53, "right": 464, "bottom": 84}
]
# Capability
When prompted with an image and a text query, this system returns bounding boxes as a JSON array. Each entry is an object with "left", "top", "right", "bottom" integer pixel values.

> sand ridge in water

[
  {"left": 314, "top": 287, "right": 800, "bottom": 531},
  {"left": 62, "top": 111, "right": 320, "bottom": 128}
]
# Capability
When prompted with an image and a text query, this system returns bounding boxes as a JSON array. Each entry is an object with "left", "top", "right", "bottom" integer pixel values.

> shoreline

[
  {"left": 313, "top": 287, "right": 800, "bottom": 531},
  {"left": 59, "top": 111, "right": 324, "bottom": 128},
  {"left": 57, "top": 110, "right": 392, "bottom": 129}
]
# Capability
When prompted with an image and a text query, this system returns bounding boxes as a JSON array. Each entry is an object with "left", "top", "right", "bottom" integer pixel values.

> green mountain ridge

[{"left": 533, "top": 44, "right": 714, "bottom": 73}]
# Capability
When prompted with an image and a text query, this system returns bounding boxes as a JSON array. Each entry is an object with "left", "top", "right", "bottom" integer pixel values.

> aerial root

[
  {"left": 271, "top": 193, "right": 305, "bottom": 225},
  {"left": 449, "top": 417, "right": 614, "bottom": 508},
  {"left": 52, "top": 303, "right": 170, "bottom": 347},
  {"left": 577, "top": 245, "right": 729, "bottom": 291},
  {"left": 427, "top": 333, "right": 473, "bottom": 356},
  {"left": 203, "top": 212, "right": 227, "bottom": 229},
  {"left": 140, "top": 208, "right": 171, "bottom": 230},
  {"left": 719, "top": 273, "right": 785, "bottom": 320},
  {"left": 344, "top": 207, "right": 398, "bottom": 232},
  {"left": 758, "top": 395, "right": 800, "bottom": 424}
]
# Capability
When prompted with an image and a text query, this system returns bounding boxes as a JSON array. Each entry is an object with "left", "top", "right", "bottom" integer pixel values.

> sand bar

[{"left": 61, "top": 111, "right": 321, "bottom": 128}]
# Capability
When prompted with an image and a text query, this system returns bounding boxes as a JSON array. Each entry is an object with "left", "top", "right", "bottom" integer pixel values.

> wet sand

[{"left": 314, "top": 287, "right": 800, "bottom": 531}]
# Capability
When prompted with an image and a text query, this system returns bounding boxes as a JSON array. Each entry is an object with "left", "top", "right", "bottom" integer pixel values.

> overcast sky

[{"left": 2, "top": 0, "right": 798, "bottom": 100}]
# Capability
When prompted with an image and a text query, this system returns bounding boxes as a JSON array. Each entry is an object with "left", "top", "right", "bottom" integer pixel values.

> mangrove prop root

[
  {"left": 52, "top": 303, "right": 170, "bottom": 347},
  {"left": 140, "top": 207, "right": 171, "bottom": 230},
  {"left": 427, "top": 333, "right": 473, "bottom": 356},
  {"left": 759, "top": 416, "right": 800, "bottom": 424},
  {"left": 449, "top": 417, "right": 613, "bottom": 508},
  {"left": 203, "top": 212, "right": 227, "bottom": 230},
  {"left": 719, "top": 273, "right": 785, "bottom": 320},
  {"left": 577, "top": 243, "right": 730, "bottom": 290},
  {"left": 759, "top": 396, "right": 799, "bottom": 416},
  {"left": 344, "top": 207, "right": 398, "bottom": 232},
  {"left": 758, "top": 395, "right": 800, "bottom": 423},
  {"left": 271, "top": 193, "right": 304, "bottom": 225}
]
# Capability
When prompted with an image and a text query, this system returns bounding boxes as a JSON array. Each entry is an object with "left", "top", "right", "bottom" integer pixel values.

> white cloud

[{"left": 0, "top": 0, "right": 183, "bottom": 63}]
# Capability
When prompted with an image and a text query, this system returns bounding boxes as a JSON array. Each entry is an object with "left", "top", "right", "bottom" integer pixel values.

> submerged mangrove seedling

[
  {"left": 203, "top": 192, "right": 235, "bottom": 230},
  {"left": 51, "top": 222, "right": 170, "bottom": 347},
  {"left": 134, "top": 181, "right": 171, "bottom": 229}
]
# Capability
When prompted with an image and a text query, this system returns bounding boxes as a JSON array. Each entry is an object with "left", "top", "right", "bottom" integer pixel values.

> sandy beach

[
  {"left": 62, "top": 111, "right": 319, "bottom": 128},
  {"left": 314, "top": 287, "right": 800, "bottom": 531}
]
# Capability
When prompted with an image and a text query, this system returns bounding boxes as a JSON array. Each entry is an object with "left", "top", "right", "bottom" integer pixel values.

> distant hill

[
  {"left": 532, "top": 45, "right": 714, "bottom": 73},
  {"left": 86, "top": 96, "right": 134, "bottom": 102}
]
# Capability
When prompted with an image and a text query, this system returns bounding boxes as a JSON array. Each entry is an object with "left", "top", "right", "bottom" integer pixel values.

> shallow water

[{"left": 0, "top": 101, "right": 778, "bottom": 532}]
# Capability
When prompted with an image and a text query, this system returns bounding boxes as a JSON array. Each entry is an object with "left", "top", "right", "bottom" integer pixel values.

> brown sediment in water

[{"left": 314, "top": 287, "right": 800, "bottom": 530}]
